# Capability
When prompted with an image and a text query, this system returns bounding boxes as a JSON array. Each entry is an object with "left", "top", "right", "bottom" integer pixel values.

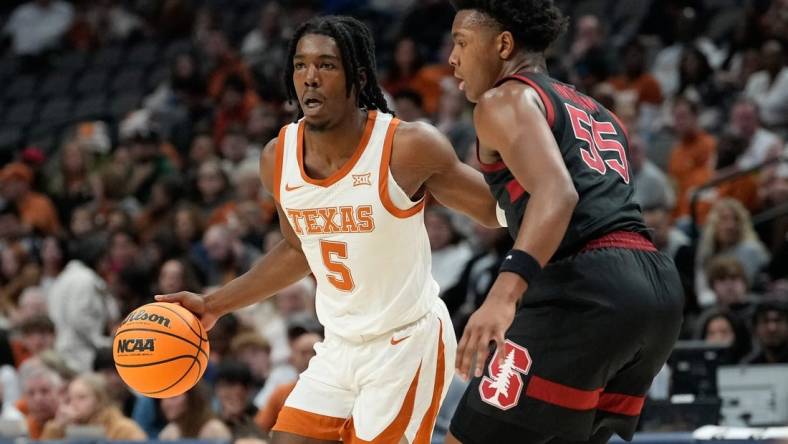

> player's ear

[
  {"left": 497, "top": 31, "right": 515, "bottom": 60},
  {"left": 358, "top": 68, "right": 368, "bottom": 90}
]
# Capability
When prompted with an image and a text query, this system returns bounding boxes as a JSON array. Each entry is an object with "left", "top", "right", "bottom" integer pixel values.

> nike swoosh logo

[
  {"left": 285, "top": 183, "right": 304, "bottom": 191},
  {"left": 390, "top": 335, "right": 411, "bottom": 346}
]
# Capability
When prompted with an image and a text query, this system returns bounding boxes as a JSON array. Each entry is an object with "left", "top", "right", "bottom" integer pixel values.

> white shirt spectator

[
  {"left": 3, "top": 0, "right": 74, "bottom": 55},
  {"left": 47, "top": 260, "right": 113, "bottom": 373},
  {"left": 745, "top": 68, "right": 788, "bottom": 128},
  {"left": 737, "top": 128, "right": 783, "bottom": 169},
  {"left": 633, "top": 160, "right": 675, "bottom": 210}
]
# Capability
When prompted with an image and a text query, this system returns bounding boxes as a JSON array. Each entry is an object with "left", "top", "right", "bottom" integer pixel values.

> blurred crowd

[{"left": 0, "top": 0, "right": 787, "bottom": 441}]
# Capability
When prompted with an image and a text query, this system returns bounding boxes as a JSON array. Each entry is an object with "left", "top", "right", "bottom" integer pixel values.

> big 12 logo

[{"left": 478, "top": 340, "right": 532, "bottom": 410}]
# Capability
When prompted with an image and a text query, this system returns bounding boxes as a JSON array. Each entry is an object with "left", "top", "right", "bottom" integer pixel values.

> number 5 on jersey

[{"left": 320, "top": 240, "right": 355, "bottom": 292}]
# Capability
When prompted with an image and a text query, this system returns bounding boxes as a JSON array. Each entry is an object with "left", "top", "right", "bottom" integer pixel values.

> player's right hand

[{"left": 154, "top": 292, "right": 219, "bottom": 331}]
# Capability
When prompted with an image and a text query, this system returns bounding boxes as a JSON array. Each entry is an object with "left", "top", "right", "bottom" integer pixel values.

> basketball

[{"left": 113, "top": 302, "right": 210, "bottom": 399}]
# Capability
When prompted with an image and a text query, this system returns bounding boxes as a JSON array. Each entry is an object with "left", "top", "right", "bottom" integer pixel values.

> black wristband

[{"left": 499, "top": 249, "right": 542, "bottom": 284}]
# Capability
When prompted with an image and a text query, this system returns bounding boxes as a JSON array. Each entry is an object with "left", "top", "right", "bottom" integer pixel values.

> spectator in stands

[
  {"left": 107, "top": 230, "right": 141, "bottom": 276},
  {"left": 81, "top": 0, "right": 143, "bottom": 46},
  {"left": 743, "top": 300, "right": 788, "bottom": 364},
  {"left": 630, "top": 133, "right": 675, "bottom": 210},
  {"left": 426, "top": 207, "right": 473, "bottom": 297},
  {"left": 48, "top": 235, "right": 113, "bottom": 373},
  {"left": 757, "top": 162, "right": 788, "bottom": 255},
  {"left": 0, "top": 331, "right": 21, "bottom": 415},
  {"left": 120, "top": 117, "right": 177, "bottom": 205},
  {"left": 220, "top": 125, "right": 260, "bottom": 178},
  {"left": 565, "top": 15, "right": 613, "bottom": 90},
  {"left": 253, "top": 308, "right": 320, "bottom": 409},
  {"left": 696, "top": 199, "right": 770, "bottom": 307},
  {"left": 145, "top": 52, "right": 209, "bottom": 152},
  {"left": 3, "top": 0, "right": 74, "bottom": 57},
  {"left": 41, "top": 373, "right": 146, "bottom": 440},
  {"left": 745, "top": 40, "right": 788, "bottom": 129},
  {"left": 241, "top": 2, "right": 289, "bottom": 100},
  {"left": 13, "top": 315, "right": 55, "bottom": 366},
  {"left": 172, "top": 203, "right": 205, "bottom": 258},
  {"left": 203, "top": 30, "right": 257, "bottom": 101},
  {"left": 46, "top": 141, "right": 95, "bottom": 225},
  {"left": 38, "top": 236, "right": 66, "bottom": 295},
  {"left": 0, "top": 204, "right": 25, "bottom": 245},
  {"left": 393, "top": 89, "right": 429, "bottom": 123},
  {"left": 208, "top": 313, "right": 241, "bottom": 366},
  {"left": 668, "top": 97, "right": 717, "bottom": 219},
  {"left": 609, "top": 39, "right": 663, "bottom": 111},
  {"left": 677, "top": 46, "right": 724, "bottom": 119},
  {"left": 195, "top": 224, "right": 259, "bottom": 287},
  {"left": 254, "top": 329, "right": 321, "bottom": 435},
  {"left": 442, "top": 224, "right": 510, "bottom": 337},
  {"left": 214, "top": 360, "right": 261, "bottom": 440},
  {"left": 195, "top": 159, "right": 231, "bottom": 218},
  {"left": 213, "top": 75, "right": 260, "bottom": 145},
  {"left": 435, "top": 78, "right": 475, "bottom": 160},
  {"left": 156, "top": 258, "right": 200, "bottom": 295},
  {"left": 12, "top": 287, "right": 47, "bottom": 326},
  {"left": 729, "top": 98, "right": 783, "bottom": 169},
  {"left": 383, "top": 38, "right": 442, "bottom": 114},
  {"left": 231, "top": 332, "right": 271, "bottom": 395},
  {"left": 0, "top": 163, "right": 62, "bottom": 236},
  {"left": 18, "top": 361, "right": 64, "bottom": 440},
  {"left": 695, "top": 309, "right": 752, "bottom": 364},
  {"left": 0, "top": 242, "right": 40, "bottom": 319},
  {"left": 209, "top": 161, "right": 275, "bottom": 247},
  {"left": 138, "top": 178, "right": 181, "bottom": 238},
  {"left": 188, "top": 132, "right": 218, "bottom": 172},
  {"left": 159, "top": 382, "right": 231, "bottom": 440},
  {"left": 704, "top": 256, "right": 754, "bottom": 313}
]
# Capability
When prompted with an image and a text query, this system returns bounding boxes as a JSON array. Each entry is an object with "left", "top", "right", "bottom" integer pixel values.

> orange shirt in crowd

[
  {"left": 669, "top": 131, "right": 717, "bottom": 218},
  {"left": 383, "top": 64, "right": 452, "bottom": 115},
  {"left": 254, "top": 381, "right": 297, "bottom": 433},
  {"left": 609, "top": 73, "right": 663, "bottom": 105},
  {"left": 17, "top": 192, "right": 61, "bottom": 235},
  {"left": 15, "top": 398, "right": 45, "bottom": 440}
]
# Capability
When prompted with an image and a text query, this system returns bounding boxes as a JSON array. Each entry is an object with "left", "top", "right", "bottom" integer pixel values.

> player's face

[
  {"left": 449, "top": 10, "right": 504, "bottom": 103},
  {"left": 292, "top": 34, "right": 355, "bottom": 130}
]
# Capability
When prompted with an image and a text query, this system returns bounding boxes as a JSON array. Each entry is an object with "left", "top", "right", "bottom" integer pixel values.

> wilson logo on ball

[
  {"left": 122, "top": 310, "right": 171, "bottom": 328},
  {"left": 117, "top": 338, "right": 155, "bottom": 353}
]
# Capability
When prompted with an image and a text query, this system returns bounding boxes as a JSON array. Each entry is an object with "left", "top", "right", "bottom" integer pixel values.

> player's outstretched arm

[
  {"left": 156, "top": 138, "right": 311, "bottom": 330},
  {"left": 393, "top": 121, "right": 501, "bottom": 228},
  {"left": 456, "top": 83, "right": 579, "bottom": 379}
]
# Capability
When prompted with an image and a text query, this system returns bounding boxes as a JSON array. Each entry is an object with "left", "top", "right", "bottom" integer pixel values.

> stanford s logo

[
  {"left": 117, "top": 338, "right": 155, "bottom": 353},
  {"left": 479, "top": 340, "right": 532, "bottom": 410}
]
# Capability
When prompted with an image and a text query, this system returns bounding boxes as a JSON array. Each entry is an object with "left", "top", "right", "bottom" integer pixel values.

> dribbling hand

[{"left": 154, "top": 292, "right": 219, "bottom": 331}]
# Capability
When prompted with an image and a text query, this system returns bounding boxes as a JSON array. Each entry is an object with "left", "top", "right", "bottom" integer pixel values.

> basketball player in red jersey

[
  {"left": 159, "top": 15, "right": 503, "bottom": 444},
  {"left": 445, "top": 1, "right": 684, "bottom": 443}
]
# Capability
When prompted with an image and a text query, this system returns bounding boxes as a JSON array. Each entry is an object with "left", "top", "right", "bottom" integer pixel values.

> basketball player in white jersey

[{"left": 157, "top": 16, "right": 502, "bottom": 444}]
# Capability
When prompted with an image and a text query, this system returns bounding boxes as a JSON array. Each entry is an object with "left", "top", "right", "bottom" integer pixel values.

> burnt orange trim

[
  {"left": 272, "top": 406, "right": 345, "bottom": 441},
  {"left": 413, "top": 320, "right": 446, "bottom": 444},
  {"left": 341, "top": 364, "right": 422, "bottom": 443},
  {"left": 379, "top": 118, "right": 426, "bottom": 218},
  {"left": 272, "top": 126, "right": 287, "bottom": 202},
  {"left": 297, "top": 110, "right": 378, "bottom": 187}
]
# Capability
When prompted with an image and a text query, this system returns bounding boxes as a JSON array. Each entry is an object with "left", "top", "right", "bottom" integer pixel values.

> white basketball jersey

[{"left": 273, "top": 111, "right": 439, "bottom": 341}]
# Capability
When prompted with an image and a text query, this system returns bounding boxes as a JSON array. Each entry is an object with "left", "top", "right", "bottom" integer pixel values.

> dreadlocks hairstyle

[
  {"left": 284, "top": 15, "right": 393, "bottom": 120},
  {"left": 450, "top": 0, "right": 568, "bottom": 53}
]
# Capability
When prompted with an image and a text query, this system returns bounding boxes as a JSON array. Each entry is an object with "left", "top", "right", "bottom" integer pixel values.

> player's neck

[
  {"left": 500, "top": 52, "right": 547, "bottom": 79},
  {"left": 304, "top": 108, "right": 368, "bottom": 159}
]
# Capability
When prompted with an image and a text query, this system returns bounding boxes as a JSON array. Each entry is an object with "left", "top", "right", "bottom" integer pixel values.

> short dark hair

[
  {"left": 450, "top": 0, "right": 568, "bottom": 53},
  {"left": 215, "top": 360, "right": 253, "bottom": 387},
  {"left": 393, "top": 89, "right": 424, "bottom": 109},
  {"left": 19, "top": 314, "right": 55, "bottom": 335},
  {"left": 284, "top": 15, "right": 393, "bottom": 118}
]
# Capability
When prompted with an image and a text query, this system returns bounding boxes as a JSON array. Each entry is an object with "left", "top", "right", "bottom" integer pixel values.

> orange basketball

[{"left": 113, "top": 302, "right": 209, "bottom": 399}]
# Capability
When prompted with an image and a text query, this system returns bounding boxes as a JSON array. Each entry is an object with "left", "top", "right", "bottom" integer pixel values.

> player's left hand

[{"left": 456, "top": 272, "right": 524, "bottom": 380}]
